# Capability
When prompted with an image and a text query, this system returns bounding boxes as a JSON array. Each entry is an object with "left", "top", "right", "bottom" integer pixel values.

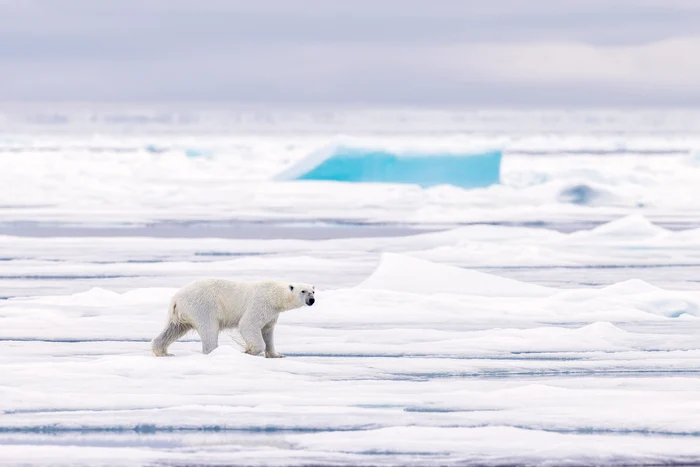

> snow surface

[
  {"left": 2, "top": 216, "right": 700, "bottom": 466},
  {"left": 3, "top": 213, "right": 700, "bottom": 299},
  {"left": 2, "top": 108, "right": 700, "bottom": 465}
]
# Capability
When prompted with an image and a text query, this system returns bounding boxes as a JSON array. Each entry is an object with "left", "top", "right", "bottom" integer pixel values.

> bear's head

[{"left": 289, "top": 283, "right": 316, "bottom": 307}]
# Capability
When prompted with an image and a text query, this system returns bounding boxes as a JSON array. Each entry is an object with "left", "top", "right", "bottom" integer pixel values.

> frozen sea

[{"left": 1, "top": 106, "right": 700, "bottom": 466}]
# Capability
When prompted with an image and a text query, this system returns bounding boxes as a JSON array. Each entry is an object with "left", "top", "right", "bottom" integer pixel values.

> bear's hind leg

[
  {"left": 197, "top": 319, "right": 220, "bottom": 355},
  {"left": 152, "top": 322, "right": 192, "bottom": 356}
]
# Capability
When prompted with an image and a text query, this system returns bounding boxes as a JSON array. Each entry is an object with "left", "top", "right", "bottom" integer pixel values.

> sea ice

[
  {"left": 275, "top": 143, "right": 502, "bottom": 189},
  {"left": 1, "top": 215, "right": 700, "bottom": 465}
]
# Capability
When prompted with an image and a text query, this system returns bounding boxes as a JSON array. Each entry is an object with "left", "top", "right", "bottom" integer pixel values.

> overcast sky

[{"left": 1, "top": 0, "right": 700, "bottom": 107}]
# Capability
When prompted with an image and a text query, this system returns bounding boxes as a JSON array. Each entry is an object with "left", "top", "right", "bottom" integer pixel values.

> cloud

[
  {"left": 1, "top": 0, "right": 700, "bottom": 105},
  {"left": 443, "top": 37, "right": 700, "bottom": 87}
]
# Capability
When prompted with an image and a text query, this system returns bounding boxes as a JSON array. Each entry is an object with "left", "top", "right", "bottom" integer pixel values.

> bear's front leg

[
  {"left": 262, "top": 318, "right": 284, "bottom": 358},
  {"left": 238, "top": 317, "right": 265, "bottom": 356}
]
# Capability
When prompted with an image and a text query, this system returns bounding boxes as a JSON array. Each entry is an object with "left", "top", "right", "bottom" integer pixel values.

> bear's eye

[
  {"left": 289, "top": 285, "right": 294, "bottom": 291},
  {"left": 301, "top": 290, "right": 307, "bottom": 294}
]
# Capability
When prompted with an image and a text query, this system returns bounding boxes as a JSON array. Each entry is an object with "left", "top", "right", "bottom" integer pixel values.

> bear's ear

[{"left": 289, "top": 285, "right": 294, "bottom": 291}]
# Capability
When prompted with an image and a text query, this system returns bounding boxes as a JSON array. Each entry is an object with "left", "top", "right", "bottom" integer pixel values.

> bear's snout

[{"left": 306, "top": 297, "right": 315, "bottom": 306}]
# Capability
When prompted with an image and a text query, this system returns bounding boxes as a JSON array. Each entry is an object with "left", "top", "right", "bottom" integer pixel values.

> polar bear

[{"left": 151, "top": 279, "right": 315, "bottom": 357}]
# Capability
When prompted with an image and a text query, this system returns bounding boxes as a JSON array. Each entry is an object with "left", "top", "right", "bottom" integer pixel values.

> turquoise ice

[{"left": 280, "top": 145, "right": 502, "bottom": 188}]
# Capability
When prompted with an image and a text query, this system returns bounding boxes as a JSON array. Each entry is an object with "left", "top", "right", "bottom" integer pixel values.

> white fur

[{"left": 151, "top": 279, "right": 315, "bottom": 357}]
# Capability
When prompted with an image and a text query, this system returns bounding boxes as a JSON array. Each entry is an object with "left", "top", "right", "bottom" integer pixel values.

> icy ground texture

[
  {"left": 2, "top": 218, "right": 700, "bottom": 465},
  {"left": 2, "top": 107, "right": 700, "bottom": 225},
  {"left": 2, "top": 214, "right": 700, "bottom": 299}
]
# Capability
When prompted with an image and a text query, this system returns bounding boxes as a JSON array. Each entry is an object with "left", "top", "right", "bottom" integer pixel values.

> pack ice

[{"left": 2, "top": 217, "right": 700, "bottom": 466}]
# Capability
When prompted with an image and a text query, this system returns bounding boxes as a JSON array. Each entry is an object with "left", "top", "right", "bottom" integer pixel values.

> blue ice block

[{"left": 279, "top": 145, "right": 501, "bottom": 189}]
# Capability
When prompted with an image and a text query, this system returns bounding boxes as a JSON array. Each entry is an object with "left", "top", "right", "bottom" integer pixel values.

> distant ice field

[{"left": 2, "top": 107, "right": 700, "bottom": 227}]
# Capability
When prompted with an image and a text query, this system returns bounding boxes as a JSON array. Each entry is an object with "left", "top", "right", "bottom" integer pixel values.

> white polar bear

[{"left": 151, "top": 279, "right": 315, "bottom": 357}]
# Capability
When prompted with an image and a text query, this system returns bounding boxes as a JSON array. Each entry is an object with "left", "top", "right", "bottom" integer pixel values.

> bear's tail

[
  {"left": 166, "top": 298, "right": 178, "bottom": 321},
  {"left": 151, "top": 299, "right": 191, "bottom": 356}
]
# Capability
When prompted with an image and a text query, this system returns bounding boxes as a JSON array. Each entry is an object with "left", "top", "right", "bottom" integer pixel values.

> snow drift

[{"left": 358, "top": 253, "right": 554, "bottom": 297}]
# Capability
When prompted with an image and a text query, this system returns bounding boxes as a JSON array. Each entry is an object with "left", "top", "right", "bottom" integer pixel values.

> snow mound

[
  {"left": 574, "top": 214, "right": 669, "bottom": 239},
  {"left": 16, "top": 287, "right": 175, "bottom": 307},
  {"left": 16, "top": 287, "right": 121, "bottom": 306},
  {"left": 686, "top": 149, "right": 700, "bottom": 166},
  {"left": 636, "top": 297, "right": 700, "bottom": 318},
  {"left": 358, "top": 253, "right": 554, "bottom": 297},
  {"left": 275, "top": 143, "right": 502, "bottom": 189},
  {"left": 599, "top": 279, "right": 662, "bottom": 295}
]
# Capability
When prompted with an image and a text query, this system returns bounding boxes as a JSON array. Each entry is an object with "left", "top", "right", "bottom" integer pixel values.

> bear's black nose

[{"left": 308, "top": 297, "right": 315, "bottom": 306}]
